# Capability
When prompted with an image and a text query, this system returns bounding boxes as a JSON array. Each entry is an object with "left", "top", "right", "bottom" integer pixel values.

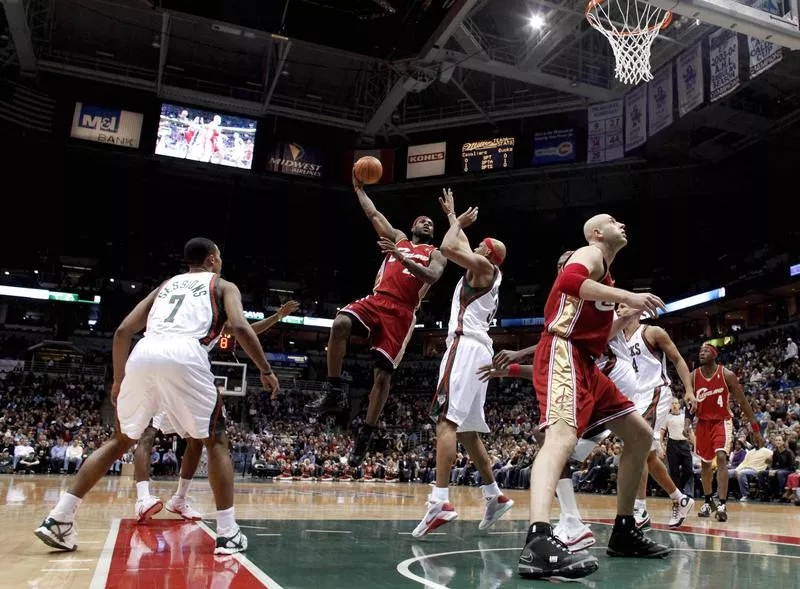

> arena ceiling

[{"left": 1, "top": 0, "right": 800, "bottom": 158}]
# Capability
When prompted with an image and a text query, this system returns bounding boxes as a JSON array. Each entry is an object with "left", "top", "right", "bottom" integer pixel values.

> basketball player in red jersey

[
  {"left": 694, "top": 343, "right": 765, "bottom": 522},
  {"left": 517, "top": 214, "right": 670, "bottom": 580},
  {"left": 306, "top": 173, "right": 447, "bottom": 467}
]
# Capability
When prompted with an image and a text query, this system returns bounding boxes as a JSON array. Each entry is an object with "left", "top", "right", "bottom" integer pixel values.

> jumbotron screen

[{"left": 155, "top": 103, "right": 256, "bottom": 169}]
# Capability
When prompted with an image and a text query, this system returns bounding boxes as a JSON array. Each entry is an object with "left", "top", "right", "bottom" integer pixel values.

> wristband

[
  {"left": 508, "top": 363, "right": 521, "bottom": 378},
  {"left": 261, "top": 369, "right": 273, "bottom": 377},
  {"left": 750, "top": 421, "right": 760, "bottom": 433}
]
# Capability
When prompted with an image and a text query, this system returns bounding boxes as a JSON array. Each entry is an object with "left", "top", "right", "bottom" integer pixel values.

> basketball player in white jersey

[
  {"left": 35, "top": 238, "right": 279, "bottom": 555},
  {"left": 412, "top": 189, "right": 513, "bottom": 537},
  {"left": 484, "top": 251, "right": 641, "bottom": 551},
  {"left": 621, "top": 303, "right": 697, "bottom": 529},
  {"left": 133, "top": 299, "right": 299, "bottom": 524}
]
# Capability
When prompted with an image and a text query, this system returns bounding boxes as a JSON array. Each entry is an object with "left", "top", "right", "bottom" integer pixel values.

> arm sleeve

[{"left": 557, "top": 263, "right": 590, "bottom": 297}]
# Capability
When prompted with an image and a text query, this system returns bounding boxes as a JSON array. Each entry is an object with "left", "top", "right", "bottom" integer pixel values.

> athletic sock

[
  {"left": 136, "top": 481, "right": 151, "bottom": 502},
  {"left": 431, "top": 486, "right": 449, "bottom": 503},
  {"left": 217, "top": 506, "right": 237, "bottom": 537},
  {"left": 669, "top": 489, "right": 683, "bottom": 501},
  {"left": 50, "top": 492, "right": 81, "bottom": 522},
  {"left": 481, "top": 482, "right": 501, "bottom": 499},
  {"left": 556, "top": 478, "right": 581, "bottom": 519},
  {"left": 634, "top": 499, "right": 647, "bottom": 512},
  {"left": 705, "top": 494, "right": 713, "bottom": 504},
  {"left": 175, "top": 477, "right": 191, "bottom": 500}
]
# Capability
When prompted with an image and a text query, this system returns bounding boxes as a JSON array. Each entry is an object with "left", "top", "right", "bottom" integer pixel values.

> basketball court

[{"left": 8, "top": 476, "right": 799, "bottom": 588}]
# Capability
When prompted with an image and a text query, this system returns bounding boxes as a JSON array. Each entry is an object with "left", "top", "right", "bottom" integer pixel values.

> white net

[{"left": 586, "top": 0, "right": 672, "bottom": 85}]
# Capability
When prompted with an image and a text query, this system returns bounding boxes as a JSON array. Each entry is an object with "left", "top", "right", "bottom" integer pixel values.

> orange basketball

[{"left": 354, "top": 156, "right": 383, "bottom": 185}]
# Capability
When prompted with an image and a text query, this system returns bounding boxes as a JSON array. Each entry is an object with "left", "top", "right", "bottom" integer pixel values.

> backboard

[{"left": 211, "top": 361, "right": 247, "bottom": 397}]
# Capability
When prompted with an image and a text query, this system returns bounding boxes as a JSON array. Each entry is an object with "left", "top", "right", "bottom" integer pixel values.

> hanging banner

[
  {"left": 625, "top": 85, "right": 647, "bottom": 152},
  {"left": 70, "top": 102, "right": 143, "bottom": 148},
  {"left": 587, "top": 99, "right": 623, "bottom": 163},
  {"left": 709, "top": 29, "right": 740, "bottom": 102},
  {"left": 532, "top": 129, "right": 575, "bottom": 165},
  {"left": 406, "top": 142, "right": 446, "bottom": 178},
  {"left": 748, "top": 36, "right": 783, "bottom": 79},
  {"left": 648, "top": 63, "right": 674, "bottom": 137},
  {"left": 677, "top": 43, "right": 704, "bottom": 117},
  {"left": 267, "top": 141, "right": 325, "bottom": 178}
]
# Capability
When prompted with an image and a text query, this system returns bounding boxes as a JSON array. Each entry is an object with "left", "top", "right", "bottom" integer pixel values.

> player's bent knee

[{"left": 331, "top": 315, "right": 352, "bottom": 340}]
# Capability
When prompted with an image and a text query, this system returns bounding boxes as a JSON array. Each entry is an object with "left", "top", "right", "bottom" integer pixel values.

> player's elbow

[
  {"left": 440, "top": 242, "right": 455, "bottom": 257},
  {"left": 226, "top": 318, "right": 249, "bottom": 335}
]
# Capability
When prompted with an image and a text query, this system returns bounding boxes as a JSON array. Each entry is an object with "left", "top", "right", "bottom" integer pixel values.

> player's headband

[
  {"left": 482, "top": 238, "right": 505, "bottom": 266},
  {"left": 701, "top": 343, "right": 719, "bottom": 358},
  {"left": 412, "top": 216, "right": 433, "bottom": 229}
]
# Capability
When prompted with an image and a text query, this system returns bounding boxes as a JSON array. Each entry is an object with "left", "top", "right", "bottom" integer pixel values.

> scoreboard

[{"left": 461, "top": 137, "right": 515, "bottom": 172}]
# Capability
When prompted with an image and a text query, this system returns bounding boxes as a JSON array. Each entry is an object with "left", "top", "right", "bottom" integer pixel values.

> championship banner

[
  {"left": 532, "top": 129, "right": 575, "bottom": 165},
  {"left": 677, "top": 43, "right": 704, "bottom": 117},
  {"left": 349, "top": 149, "right": 395, "bottom": 184},
  {"left": 748, "top": 36, "right": 782, "bottom": 79},
  {"left": 709, "top": 29, "right": 740, "bottom": 102},
  {"left": 624, "top": 84, "right": 647, "bottom": 152},
  {"left": 267, "top": 141, "right": 324, "bottom": 178},
  {"left": 648, "top": 63, "right": 673, "bottom": 137},
  {"left": 406, "top": 142, "right": 446, "bottom": 179},
  {"left": 70, "top": 102, "right": 143, "bottom": 148},
  {"left": 587, "top": 99, "right": 623, "bottom": 163}
]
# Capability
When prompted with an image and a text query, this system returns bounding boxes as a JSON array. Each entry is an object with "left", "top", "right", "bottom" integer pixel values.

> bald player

[
  {"left": 515, "top": 214, "right": 670, "bottom": 580},
  {"left": 412, "top": 189, "right": 513, "bottom": 537}
]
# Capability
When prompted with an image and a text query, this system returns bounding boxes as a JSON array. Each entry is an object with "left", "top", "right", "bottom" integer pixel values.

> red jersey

[
  {"left": 373, "top": 239, "right": 436, "bottom": 309},
  {"left": 543, "top": 266, "right": 615, "bottom": 357},
  {"left": 693, "top": 364, "right": 732, "bottom": 420}
]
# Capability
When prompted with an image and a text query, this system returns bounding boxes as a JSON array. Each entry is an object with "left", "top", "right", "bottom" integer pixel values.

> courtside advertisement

[
  {"left": 406, "top": 142, "right": 446, "bottom": 179},
  {"left": 70, "top": 102, "right": 144, "bottom": 149}
]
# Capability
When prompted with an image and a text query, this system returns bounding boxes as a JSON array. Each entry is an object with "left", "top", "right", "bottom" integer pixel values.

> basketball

[{"left": 354, "top": 156, "right": 383, "bottom": 185}]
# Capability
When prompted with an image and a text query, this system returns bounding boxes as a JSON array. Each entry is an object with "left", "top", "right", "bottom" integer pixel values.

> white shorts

[
  {"left": 430, "top": 336, "right": 491, "bottom": 433},
  {"left": 633, "top": 385, "right": 674, "bottom": 451},
  {"left": 116, "top": 336, "right": 225, "bottom": 440}
]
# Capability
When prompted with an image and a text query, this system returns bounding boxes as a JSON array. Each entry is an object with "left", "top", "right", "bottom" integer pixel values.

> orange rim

[{"left": 585, "top": 0, "right": 672, "bottom": 35}]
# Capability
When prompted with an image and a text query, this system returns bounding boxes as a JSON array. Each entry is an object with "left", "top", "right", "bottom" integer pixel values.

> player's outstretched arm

[
  {"left": 353, "top": 172, "right": 405, "bottom": 242},
  {"left": 650, "top": 326, "right": 697, "bottom": 412},
  {"left": 440, "top": 207, "right": 494, "bottom": 283},
  {"left": 477, "top": 363, "right": 533, "bottom": 382},
  {"left": 493, "top": 345, "right": 537, "bottom": 368},
  {"left": 111, "top": 285, "right": 162, "bottom": 405},
  {"left": 725, "top": 368, "right": 765, "bottom": 446},
  {"left": 220, "top": 280, "right": 280, "bottom": 396},
  {"left": 250, "top": 300, "right": 300, "bottom": 336}
]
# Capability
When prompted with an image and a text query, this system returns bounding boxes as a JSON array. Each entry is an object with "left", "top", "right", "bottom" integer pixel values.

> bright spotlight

[{"left": 528, "top": 14, "right": 546, "bottom": 29}]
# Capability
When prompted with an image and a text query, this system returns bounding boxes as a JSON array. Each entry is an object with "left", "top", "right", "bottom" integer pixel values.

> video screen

[{"left": 155, "top": 103, "right": 256, "bottom": 169}]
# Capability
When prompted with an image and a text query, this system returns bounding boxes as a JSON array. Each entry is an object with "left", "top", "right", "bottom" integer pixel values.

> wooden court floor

[{"left": 5, "top": 475, "right": 800, "bottom": 588}]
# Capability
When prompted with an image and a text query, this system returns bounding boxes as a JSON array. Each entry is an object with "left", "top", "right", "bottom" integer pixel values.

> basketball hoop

[{"left": 585, "top": 0, "right": 672, "bottom": 85}]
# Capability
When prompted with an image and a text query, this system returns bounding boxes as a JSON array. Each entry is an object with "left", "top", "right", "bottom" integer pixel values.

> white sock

[
  {"left": 217, "top": 506, "right": 237, "bottom": 537},
  {"left": 669, "top": 489, "right": 683, "bottom": 501},
  {"left": 634, "top": 499, "right": 647, "bottom": 512},
  {"left": 50, "top": 492, "right": 81, "bottom": 521},
  {"left": 431, "top": 486, "right": 449, "bottom": 503},
  {"left": 136, "top": 481, "right": 151, "bottom": 502},
  {"left": 481, "top": 482, "right": 501, "bottom": 499},
  {"left": 556, "top": 478, "right": 581, "bottom": 519},
  {"left": 175, "top": 478, "right": 191, "bottom": 500}
]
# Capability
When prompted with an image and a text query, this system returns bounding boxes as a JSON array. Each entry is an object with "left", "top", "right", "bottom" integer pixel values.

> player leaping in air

[{"left": 305, "top": 172, "right": 447, "bottom": 467}]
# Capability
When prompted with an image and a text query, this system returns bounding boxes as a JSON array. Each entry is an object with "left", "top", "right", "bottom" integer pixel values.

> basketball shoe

[
  {"left": 166, "top": 495, "right": 202, "bottom": 521},
  {"left": 136, "top": 495, "right": 163, "bottom": 523},
  {"left": 607, "top": 515, "right": 671, "bottom": 558},
  {"left": 668, "top": 495, "right": 695, "bottom": 528},
  {"left": 348, "top": 424, "right": 375, "bottom": 468},
  {"left": 634, "top": 507, "right": 651, "bottom": 531},
  {"left": 478, "top": 494, "right": 514, "bottom": 531},
  {"left": 215, "top": 527, "right": 248, "bottom": 555},
  {"left": 411, "top": 500, "right": 458, "bottom": 538},
  {"left": 304, "top": 385, "right": 347, "bottom": 414},
  {"left": 34, "top": 518, "right": 78, "bottom": 551},
  {"left": 553, "top": 518, "right": 596, "bottom": 552},
  {"left": 517, "top": 522, "right": 599, "bottom": 579},
  {"left": 715, "top": 502, "right": 728, "bottom": 522}
]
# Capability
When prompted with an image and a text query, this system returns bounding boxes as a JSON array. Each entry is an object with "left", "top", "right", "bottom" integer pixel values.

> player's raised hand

[
  {"left": 493, "top": 349, "right": 523, "bottom": 369},
  {"left": 439, "top": 188, "right": 455, "bottom": 216},
  {"left": 477, "top": 363, "right": 508, "bottom": 382},
  {"left": 625, "top": 292, "right": 666, "bottom": 316},
  {"left": 278, "top": 300, "right": 300, "bottom": 319},
  {"left": 684, "top": 391, "right": 697, "bottom": 414},
  {"left": 378, "top": 237, "right": 405, "bottom": 261},
  {"left": 260, "top": 371, "right": 280, "bottom": 399},
  {"left": 457, "top": 206, "right": 478, "bottom": 228}
]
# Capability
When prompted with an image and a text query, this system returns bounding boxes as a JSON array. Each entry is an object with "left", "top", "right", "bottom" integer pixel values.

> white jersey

[
  {"left": 627, "top": 324, "right": 670, "bottom": 393},
  {"left": 145, "top": 272, "right": 226, "bottom": 349},
  {"left": 446, "top": 268, "right": 501, "bottom": 349},
  {"left": 596, "top": 329, "right": 637, "bottom": 396}
]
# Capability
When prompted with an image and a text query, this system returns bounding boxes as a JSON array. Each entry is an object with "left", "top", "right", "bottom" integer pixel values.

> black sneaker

[
  {"left": 214, "top": 527, "right": 248, "bottom": 555},
  {"left": 698, "top": 501, "right": 715, "bottom": 518},
  {"left": 715, "top": 503, "right": 728, "bottom": 522},
  {"left": 304, "top": 386, "right": 346, "bottom": 414},
  {"left": 518, "top": 523, "right": 599, "bottom": 579},
  {"left": 348, "top": 425, "right": 375, "bottom": 468},
  {"left": 607, "top": 516, "right": 671, "bottom": 558}
]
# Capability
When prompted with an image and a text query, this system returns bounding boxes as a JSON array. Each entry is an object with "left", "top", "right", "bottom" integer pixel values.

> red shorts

[
  {"left": 534, "top": 334, "right": 636, "bottom": 437},
  {"left": 340, "top": 294, "right": 416, "bottom": 369},
  {"left": 695, "top": 418, "right": 733, "bottom": 462}
]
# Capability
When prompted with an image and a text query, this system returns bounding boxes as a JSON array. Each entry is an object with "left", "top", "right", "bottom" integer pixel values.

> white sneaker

[
  {"left": 553, "top": 519, "right": 596, "bottom": 552},
  {"left": 165, "top": 496, "right": 202, "bottom": 521},
  {"left": 136, "top": 495, "right": 163, "bottom": 523},
  {"left": 634, "top": 508, "right": 651, "bottom": 531},
  {"left": 478, "top": 495, "right": 514, "bottom": 531},
  {"left": 668, "top": 495, "right": 695, "bottom": 528},
  {"left": 411, "top": 500, "right": 458, "bottom": 538},
  {"left": 215, "top": 527, "right": 248, "bottom": 555},
  {"left": 34, "top": 517, "right": 78, "bottom": 551}
]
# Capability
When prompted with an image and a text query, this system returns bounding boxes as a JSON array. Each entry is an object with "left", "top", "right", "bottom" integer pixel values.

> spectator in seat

[
  {"left": 759, "top": 435, "right": 795, "bottom": 499},
  {"left": 50, "top": 440, "right": 67, "bottom": 473},
  {"left": 13, "top": 437, "right": 35, "bottom": 470},
  {"left": 65, "top": 440, "right": 83, "bottom": 473},
  {"left": 734, "top": 444, "right": 773, "bottom": 501}
]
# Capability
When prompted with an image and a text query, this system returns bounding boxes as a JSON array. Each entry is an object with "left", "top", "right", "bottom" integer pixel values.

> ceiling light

[{"left": 528, "top": 14, "right": 546, "bottom": 30}]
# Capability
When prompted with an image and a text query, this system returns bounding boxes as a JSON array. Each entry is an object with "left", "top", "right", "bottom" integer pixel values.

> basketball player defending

[
  {"left": 484, "top": 251, "right": 642, "bottom": 551},
  {"left": 619, "top": 305, "right": 697, "bottom": 529},
  {"left": 412, "top": 189, "right": 513, "bottom": 537},
  {"left": 694, "top": 343, "right": 765, "bottom": 522},
  {"left": 519, "top": 215, "right": 670, "bottom": 579},
  {"left": 133, "top": 300, "right": 299, "bottom": 523},
  {"left": 35, "top": 238, "right": 279, "bottom": 554},
  {"left": 306, "top": 173, "right": 446, "bottom": 466}
]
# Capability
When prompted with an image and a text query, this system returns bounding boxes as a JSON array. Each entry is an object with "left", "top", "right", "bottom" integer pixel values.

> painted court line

[
  {"left": 238, "top": 525, "right": 274, "bottom": 530},
  {"left": 197, "top": 521, "right": 286, "bottom": 589},
  {"left": 48, "top": 559, "right": 96, "bottom": 562},
  {"left": 256, "top": 533, "right": 282, "bottom": 537},
  {"left": 488, "top": 531, "right": 525, "bottom": 535},
  {"left": 89, "top": 518, "right": 120, "bottom": 589},
  {"left": 41, "top": 568, "right": 91, "bottom": 572},
  {"left": 398, "top": 532, "right": 448, "bottom": 536},
  {"left": 304, "top": 529, "right": 352, "bottom": 534}
]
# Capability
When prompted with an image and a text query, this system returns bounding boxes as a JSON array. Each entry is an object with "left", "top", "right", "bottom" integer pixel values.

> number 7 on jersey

[{"left": 164, "top": 294, "right": 186, "bottom": 323}]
